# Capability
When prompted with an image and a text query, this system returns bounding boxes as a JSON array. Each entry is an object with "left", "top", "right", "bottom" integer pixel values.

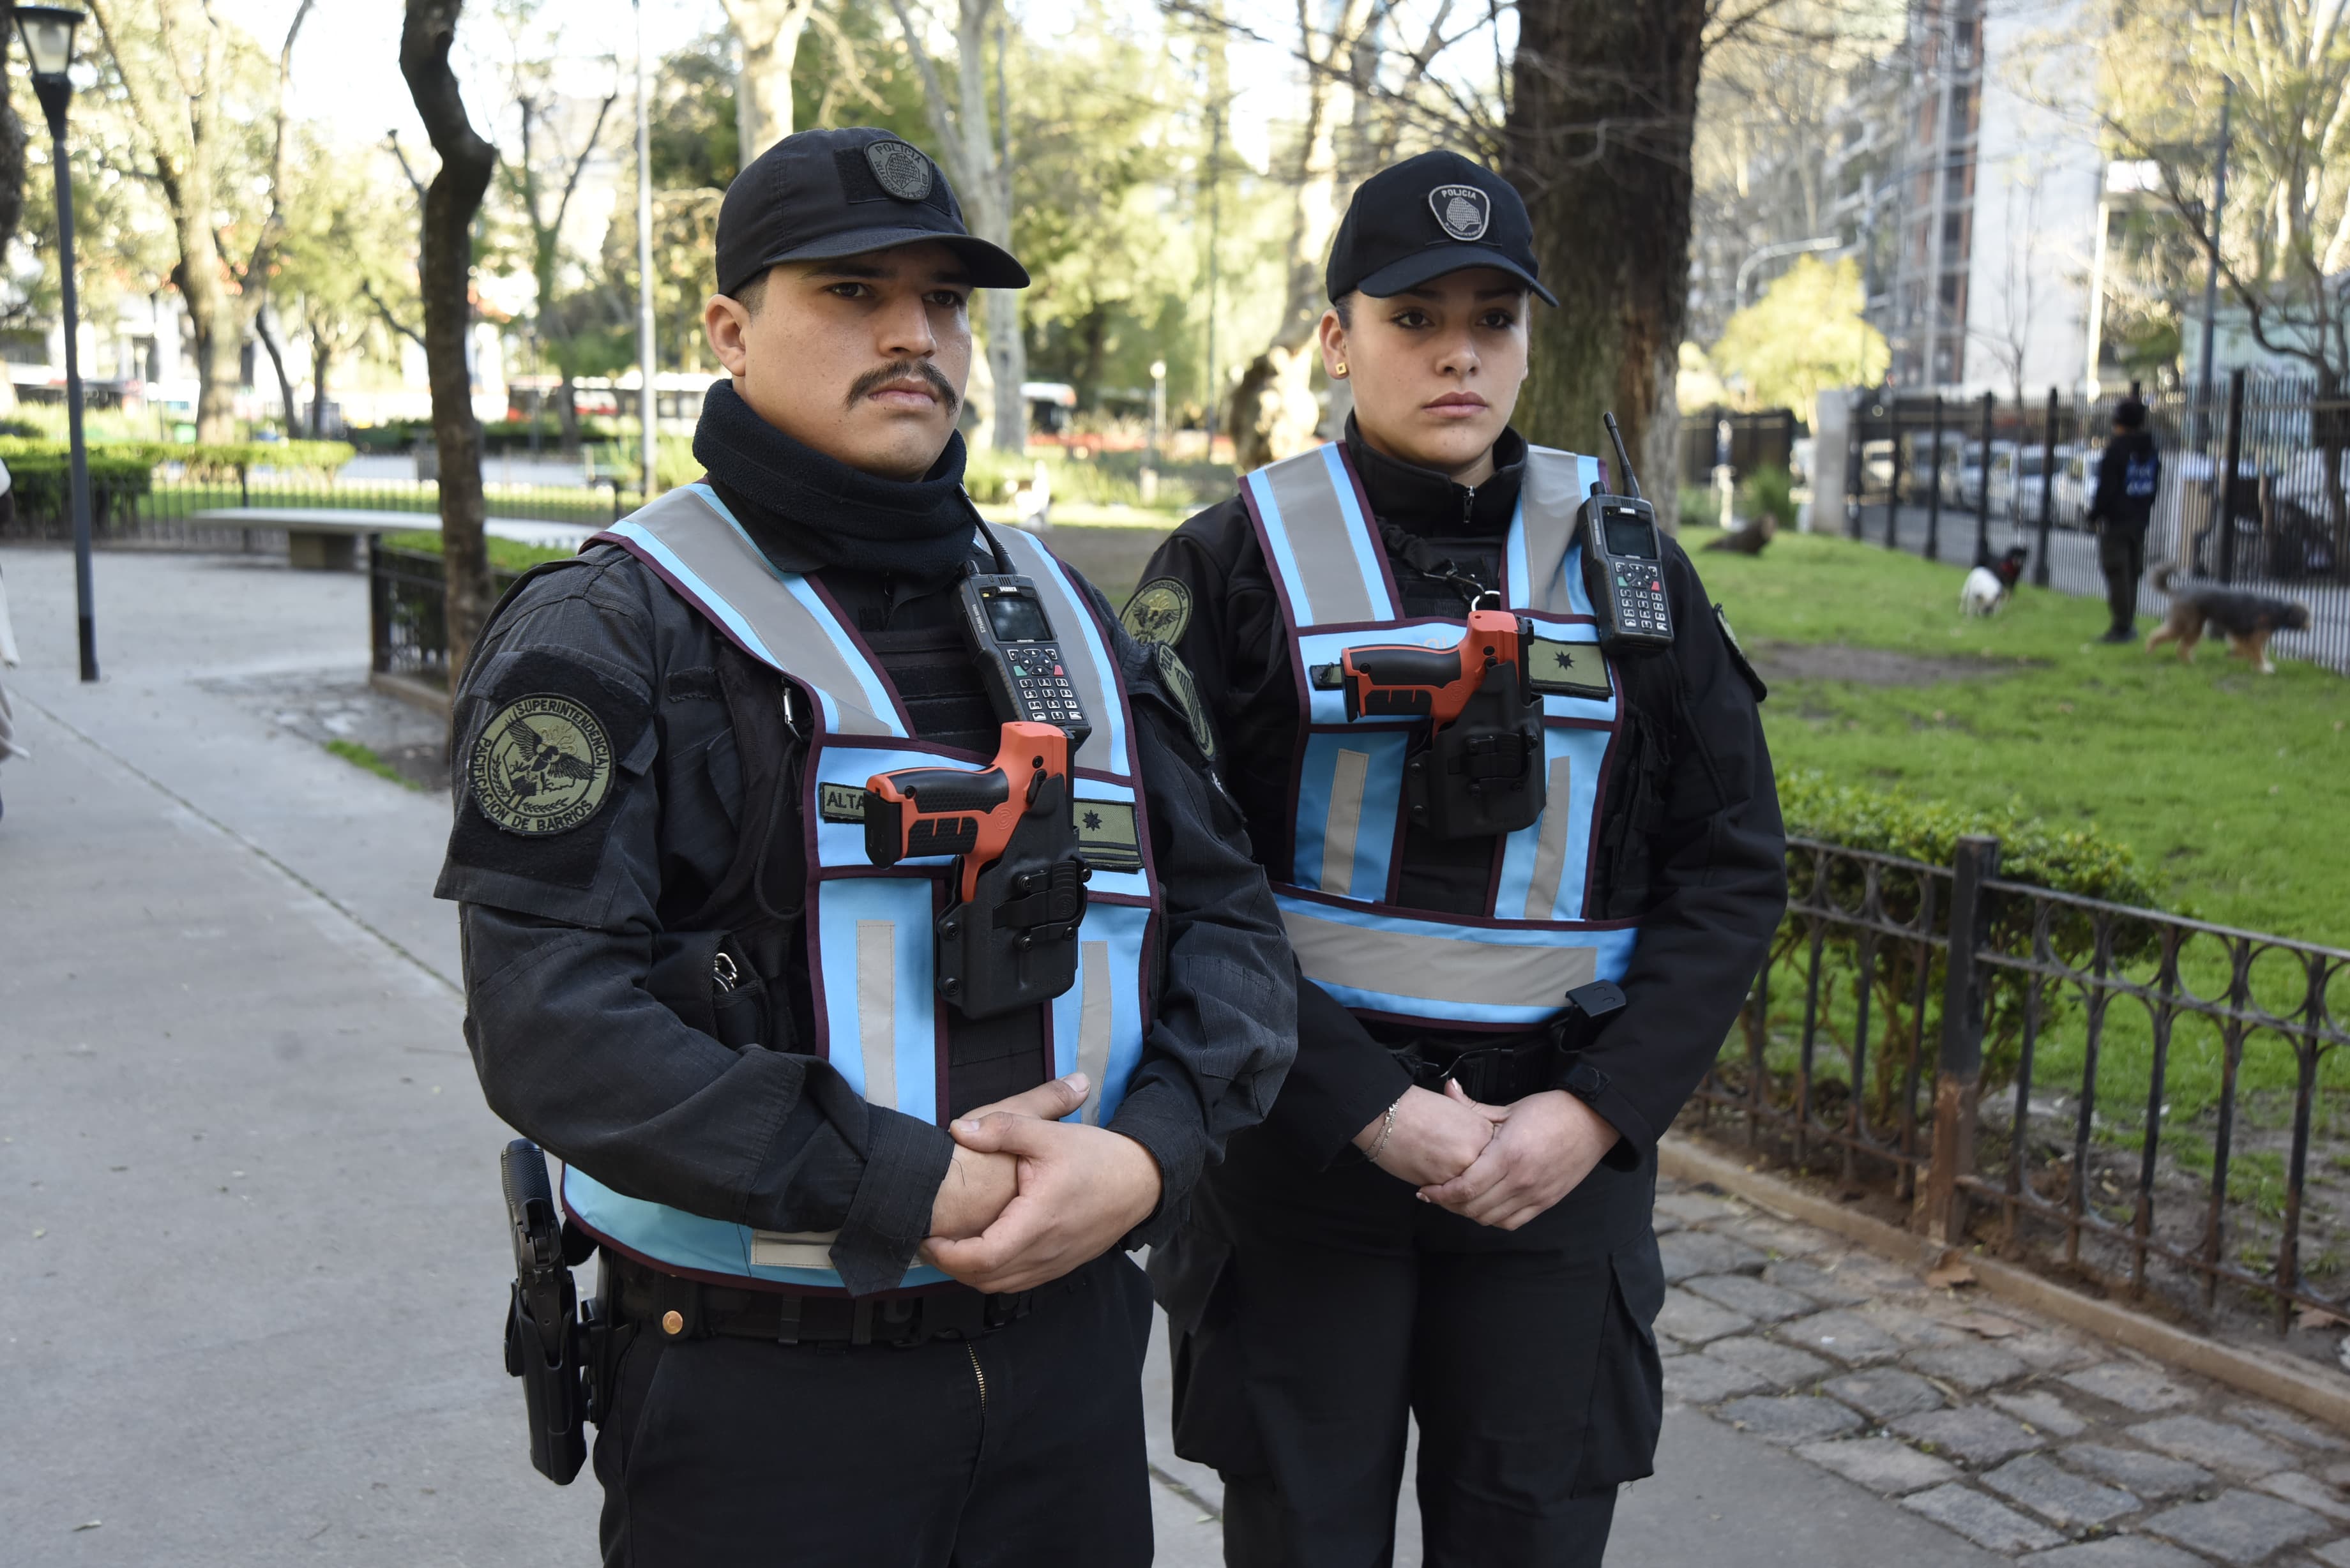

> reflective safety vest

[
  {"left": 1243, "top": 442, "right": 1637, "bottom": 1032},
  {"left": 561, "top": 483, "right": 1160, "bottom": 1293}
]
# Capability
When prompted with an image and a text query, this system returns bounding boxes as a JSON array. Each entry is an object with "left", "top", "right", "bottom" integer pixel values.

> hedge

[
  {"left": 379, "top": 528, "right": 576, "bottom": 575},
  {"left": 5, "top": 450, "right": 155, "bottom": 525},
  {"left": 1766, "top": 771, "right": 2162, "bottom": 1108},
  {"left": 0, "top": 436, "right": 356, "bottom": 479}
]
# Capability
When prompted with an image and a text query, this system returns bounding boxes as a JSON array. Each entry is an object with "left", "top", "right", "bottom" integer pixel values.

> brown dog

[{"left": 2146, "top": 564, "right": 2311, "bottom": 674}]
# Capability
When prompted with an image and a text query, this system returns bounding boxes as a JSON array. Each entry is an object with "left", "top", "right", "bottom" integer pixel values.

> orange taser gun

[
  {"left": 1311, "top": 609, "right": 1546, "bottom": 840},
  {"left": 863, "top": 721, "right": 1089, "bottom": 1020}
]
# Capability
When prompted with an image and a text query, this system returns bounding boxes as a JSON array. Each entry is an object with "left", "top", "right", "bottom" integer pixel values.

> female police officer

[
  {"left": 439, "top": 128, "right": 1294, "bottom": 1565},
  {"left": 1128, "top": 151, "right": 1787, "bottom": 1565}
]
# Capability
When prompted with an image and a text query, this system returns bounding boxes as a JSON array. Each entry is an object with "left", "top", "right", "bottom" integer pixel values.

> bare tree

[
  {"left": 886, "top": 0, "right": 1026, "bottom": 453},
  {"left": 249, "top": 0, "right": 317, "bottom": 437},
  {"left": 402, "top": 0, "right": 500, "bottom": 684},
  {"left": 1969, "top": 177, "right": 2041, "bottom": 410},
  {"left": 720, "top": 0, "right": 817, "bottom": 163},
  {"left": 1225, "top": 0, "right": 1377, "bottom": 472}
]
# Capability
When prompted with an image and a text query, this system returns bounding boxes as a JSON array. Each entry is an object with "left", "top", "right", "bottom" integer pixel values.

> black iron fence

[
  {"left": 1679, "top": 406, "right": 1801, "bottom": 488},
  {"left": 1835, "top": 375, "right": 2350, "bottom": 672},
  {"left": 368, "top": 539, "right": 533, "bottom": 691},
  {"left": 1, "top": 471, "right": 631, "bottom": 551},
  {"left": 1692, "top": 834, "right": 2350, "bottom": 1341}
]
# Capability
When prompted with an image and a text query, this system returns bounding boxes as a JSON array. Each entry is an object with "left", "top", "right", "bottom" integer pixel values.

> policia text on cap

[
  {"left": 1128, "top": 151, "right": 1789, "bottom": 1566},
  {"left": 440, "top": 127, "right": 1296, "bottom": 1565}
]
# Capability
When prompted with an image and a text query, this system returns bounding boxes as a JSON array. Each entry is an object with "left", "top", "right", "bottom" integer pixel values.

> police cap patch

[
  {"left": 1123, "top": 577, "right": 1192, "bottom": 647},
  {"left": 865, "top": 140, "right": 936, "bottom": 202},
  {"left": 470, "top": 693, "right": 615, "bottom": 835},
  {"left": 1429, "top": 184, "right": 1491, "bottom": 241}
]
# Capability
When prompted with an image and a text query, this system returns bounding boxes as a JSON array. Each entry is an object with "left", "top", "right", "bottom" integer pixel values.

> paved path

[{"left": 6, "top": 545, "right": 2337, "bottom": 1565}]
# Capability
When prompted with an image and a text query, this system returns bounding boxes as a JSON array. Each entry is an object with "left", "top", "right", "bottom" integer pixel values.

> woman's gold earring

[{"left": 1335, "top": 361, "right": 1349, "bottom": 378}]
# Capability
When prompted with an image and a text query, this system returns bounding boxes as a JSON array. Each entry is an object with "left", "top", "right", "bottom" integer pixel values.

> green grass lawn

[
  {"left": 1681, "top": 524, "right": 2350, "bottom": 1200},
  {"left": 1682, "top": 524, "right": 2350, "bottom": 946}
]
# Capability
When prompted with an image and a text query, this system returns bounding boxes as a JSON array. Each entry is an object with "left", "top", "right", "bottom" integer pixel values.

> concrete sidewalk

[{"left": 2, "top": 545, "right": 2012, "bottom": 1566}]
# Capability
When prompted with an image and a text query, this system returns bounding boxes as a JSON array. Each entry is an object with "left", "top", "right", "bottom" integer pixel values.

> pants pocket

[
  {"left": 1157, "top": 1237, "right": 1271, "bottom": 1478},
  {"left": 1571, "top": 1235, "right": 1665, "bottom": 1495}
]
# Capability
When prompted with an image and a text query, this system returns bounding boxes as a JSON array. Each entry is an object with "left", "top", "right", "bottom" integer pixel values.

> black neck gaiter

[{"left": 692, "top": 377, "right": 982, "bottom": 582}]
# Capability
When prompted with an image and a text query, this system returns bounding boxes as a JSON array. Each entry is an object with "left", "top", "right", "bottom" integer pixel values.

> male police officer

[
  {"left": 439, "top": 126, "right": 1294, "bottom": 1565},
  {"left": 1130, "top": 153, "right": 1788, "bottom": 1564}
]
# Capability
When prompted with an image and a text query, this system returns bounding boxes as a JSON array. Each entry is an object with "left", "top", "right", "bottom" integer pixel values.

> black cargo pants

[
  {"left": 2098, "top": 524, "right": 2148, "bottom": 634},
  {"left": 592, "top": 1252, "right": 1156, "bottom": 1567},
  {"left": 1158, "top": 1133, "right": 1666, "bottom": 1568}
]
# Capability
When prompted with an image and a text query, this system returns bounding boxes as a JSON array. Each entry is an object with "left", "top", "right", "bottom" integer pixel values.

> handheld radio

[
  {"left": 957, "top": 574, "right": 1092, "bottom": 751},
  {"left": 1309, "top": 608, "right": 1545, "bottom": 839},
  {"left": 863, "top": 721, "right": 1089, "bottom": 1020},
  {"left": 1579, "top": 412, "right": 1674, "bottom": 652}
]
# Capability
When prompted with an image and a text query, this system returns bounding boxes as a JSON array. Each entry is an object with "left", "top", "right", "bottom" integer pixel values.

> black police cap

[
  {"left": 1326, "top": 151, "right": 1554, "bottom": 307},
  {"left": 715, "top": 126, "right": 1029, "bottom": 298}
]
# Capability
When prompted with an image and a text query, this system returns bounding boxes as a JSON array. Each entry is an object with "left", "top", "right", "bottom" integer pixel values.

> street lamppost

[{"left": 16, "top": 6, "right": 96, "bottom": 682}]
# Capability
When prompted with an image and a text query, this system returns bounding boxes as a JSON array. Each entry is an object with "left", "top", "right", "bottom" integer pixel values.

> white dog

[{"left": 1960, "top": 546, "right": 2029, "bottom": 617}]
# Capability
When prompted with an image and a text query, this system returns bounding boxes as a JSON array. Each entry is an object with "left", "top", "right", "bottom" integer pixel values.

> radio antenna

[{"left": 1602, "top": 412, "right": 1641, "bottom": 501}]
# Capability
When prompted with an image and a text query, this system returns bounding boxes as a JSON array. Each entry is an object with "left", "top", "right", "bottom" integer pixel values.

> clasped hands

[
  {"left": 920, "top": 1073, "right": 1162, "bottom": 1295},
  {"left": 1358, "top": 1082, "right": 1620, "bottom": 1231}
]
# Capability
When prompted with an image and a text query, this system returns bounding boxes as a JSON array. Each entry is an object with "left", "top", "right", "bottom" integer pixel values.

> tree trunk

[
  {"left": 402, "top": 0, "right": 499, "bottom": 684},
  {"left": 719, "top": 0, "right": 815, "bottom": 162},
  {"left": 309, "top": 332, "right": 333, "bottom": 438},
  {"left": 1506, "top": 0, "right": 1708, "bottom": 528},
  {"left": 1225, "top": 0, "right": 1374, "bottom": 470},
  {"left": 175, "top": 207, "right": 243, "bottom": 443},
  {"left": 254, "top": 305, "right": 302, "bottom": 435}
]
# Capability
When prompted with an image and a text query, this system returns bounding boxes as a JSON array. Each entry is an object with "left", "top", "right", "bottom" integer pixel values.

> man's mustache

[{"left": 846, "top": 359, "right": 960, "bottom": 413}]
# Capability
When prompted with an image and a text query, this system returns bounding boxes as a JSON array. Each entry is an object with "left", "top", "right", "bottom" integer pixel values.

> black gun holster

[
  {"left": 1402, "top": 663, "right": 1545, "bottom": 840},
  {"left": 502, "top": 1139, "right": 628, "bottom": 1486},
  {"left": 936, "top": 771, "right": 1090, "bottom": 1021}
]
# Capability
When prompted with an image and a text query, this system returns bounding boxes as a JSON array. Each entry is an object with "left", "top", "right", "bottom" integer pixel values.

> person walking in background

[{"left": 2090, "top": 386, "right": 2162, "bottom": 643}]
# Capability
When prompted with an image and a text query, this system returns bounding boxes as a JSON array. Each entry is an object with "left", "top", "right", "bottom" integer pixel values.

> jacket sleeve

[
  {"left": 1075, "top": 573, "right": 1298, "bottom": 1241},
  {"left": 1126, "top": 516, "right": 1406, "bottom": 1170},
  {"left": 2088, "top": 443, "right": 2125, "bottom": 524},
  {"left": 441, "top": 568, "right": 953, "bottom": 1298},
  {"left": 1575, "top": 540, "right": 1788, "bottom": 1157}
]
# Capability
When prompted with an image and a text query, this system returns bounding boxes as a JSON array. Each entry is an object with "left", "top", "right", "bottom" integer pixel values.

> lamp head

[{"left": 14, "top": 6, "right": 82, "bottom": 81}]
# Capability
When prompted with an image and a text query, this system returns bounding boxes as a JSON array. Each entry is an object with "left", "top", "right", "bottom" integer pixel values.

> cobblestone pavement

[{"left": 1655, "top": 1172, "right": 2350, "bottom": 1566}]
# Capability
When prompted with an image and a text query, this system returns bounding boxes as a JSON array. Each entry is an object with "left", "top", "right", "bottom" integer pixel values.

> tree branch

[{"left": 360, "top": 277, "right": 428, "bottom": 350}]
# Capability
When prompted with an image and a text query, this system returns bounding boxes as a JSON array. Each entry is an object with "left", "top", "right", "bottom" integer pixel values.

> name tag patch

[{"left": 818, "top": 783, "right": 868, "bottom": 824}]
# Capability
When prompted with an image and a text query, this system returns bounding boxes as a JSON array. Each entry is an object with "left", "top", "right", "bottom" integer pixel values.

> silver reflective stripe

[
  {"left": 994, "top": 525, "right": 1117, "bottom": 775},
  {"left": 1076, "top": 940, "right": 1114, "bottom": 1124},
  {"left": 1282, "top": 907, "right": 1597, "bottom": 1009},
  {"left": 1522, "top": 757, "right": 1577, "bottom": 919},
  {"left": 1519, "top": 449, "right": 1587, "bottom": 616},
  {"left": 855, "top": 921, "right": 898, "bottom": 1110},
  {"left": 623, "top": 488, "right": 898, "bottom": 735},
  {"left": 1321, "top": 748, "right": 1370, "bottom": 896},
  {"left": 750, "top": 1231, "right": 839, "bottom": 1269},
  {"left": 1263, "top": 451, "right": 1382, "bottom": 626}
]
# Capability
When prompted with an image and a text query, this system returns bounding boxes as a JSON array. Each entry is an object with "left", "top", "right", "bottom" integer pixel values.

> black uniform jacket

[
  {"left": 438, "top": 402, "right": 1296, "bottom": 1299},
  {"left": 1123, "top": 421, "right": 1787, "bottom": 1173},
  {"left": 2088, "top": 429, "right": 2160, "bottom": 531}
]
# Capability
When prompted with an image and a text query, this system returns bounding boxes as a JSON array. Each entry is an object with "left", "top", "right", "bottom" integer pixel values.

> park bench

[{"left": 189, "top": 507, "right": 594, "bottom": 570}]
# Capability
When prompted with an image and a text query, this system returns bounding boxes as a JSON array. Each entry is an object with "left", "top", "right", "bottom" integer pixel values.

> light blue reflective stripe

[
  {"left": 770, "top": 573, "right": 906, "bottom": 739},
  {"left": 563, "top": 1167, "right": 948, "bottom": 1291},
  {"left": 1317, "top": 442, "right": 1395, "bottom": 621},
  {"left": 606, "top": 516, "right": 786, "bottom": 671},
  {"left": 1492, "top": 723, "right": 1612, "bottom": 921},
  {"left": 1049, "top": 899, "right": 1152, "bottom": 1125},
  {"left": 1275, "top": 891, "right": 1636, "bottom": 1026},
  {"left": 1505, "top": 451, "right": 1601, "bottom": 615},
  {"left": 1246, "top": 467, "right": 1318, "bottom": 628},
  {"left": 991, "top": 526, "right": 1128, "bottom": 771},
  {"left": 1293, "top": 729, "right": 1407, "bottom": 898},
  {"left": 815, "top": 878, "right": 939, "bottom": 1126}
]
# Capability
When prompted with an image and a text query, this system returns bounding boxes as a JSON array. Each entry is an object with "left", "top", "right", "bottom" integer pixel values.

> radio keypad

[
  {"left": 1006, "top": 645, "right": 1088, "bottom": 728},
  {"left": 1611, "top": 563, "right": 1669, "bottom": 634}
]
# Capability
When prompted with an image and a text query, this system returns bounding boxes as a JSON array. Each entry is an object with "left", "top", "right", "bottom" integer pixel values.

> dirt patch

[
  {"left": 202, "top": 670, "right": 451, "bottom": 791},
  {"left": 1750, "top": 639, "right": 2038, "bottom": 688}
]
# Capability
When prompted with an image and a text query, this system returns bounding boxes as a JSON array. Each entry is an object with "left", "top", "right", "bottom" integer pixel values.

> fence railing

[
  {"left": 1834, "top": 375, "right": 2350, "bottom": 673},
  {"left": 1690, "top": 834, "right": 2350, "bottom": 1338},
  {"left": 0, "top": 472, "right": 632, "bottom": 552},
  {"left": 368, "top": 539, "right": 532, "bottom": 692}
]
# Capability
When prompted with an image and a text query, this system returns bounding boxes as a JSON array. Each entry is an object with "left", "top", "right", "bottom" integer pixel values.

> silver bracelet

[{"left": 1365, "top": 1096, "right": 1403, "bottom": 1167}]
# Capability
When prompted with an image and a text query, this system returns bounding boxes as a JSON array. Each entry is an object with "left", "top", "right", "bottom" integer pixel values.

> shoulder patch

[
  {"left": 1123, "top": 577, "right": 1193, "bottom": 647},
  {"left": 1150, "top": 640, "right": 1217, "bottom": 762},
  {"left": 469, "top": 693, "right": 616, "bottom": 835},
  {"left": 1715, "top": 604, "right": 1767, "bottom": 704}
]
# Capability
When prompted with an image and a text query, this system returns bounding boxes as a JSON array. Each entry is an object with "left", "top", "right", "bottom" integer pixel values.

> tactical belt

[
  {"left": 1396, "top": 1034, "right": 1563, "bottom": 1105},
  {"left": 610, "top": 1255, "right": 1044, "bottom": 1348}
]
